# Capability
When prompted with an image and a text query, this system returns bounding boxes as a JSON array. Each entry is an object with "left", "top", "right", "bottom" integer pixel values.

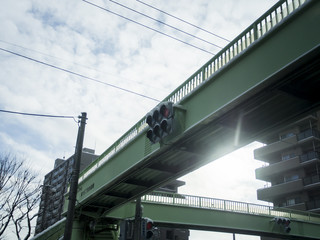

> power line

[
  {"left": 0, "top": 109, "right": 76, "bottom": 120},
  {"left": 109, "top": 0, "right": 223, "bottom": 49},
  {"left": 82, "top": 0, "right": 216, "bottom": 55},
  {"left": 0, "top": 47, "right": 161, "bottom": 102},
  {"left": 136, "top": 0, "right": 231, "bottom": 43},
  {"left": 0, "top": 39, "right": 168, "bottom": 94}
]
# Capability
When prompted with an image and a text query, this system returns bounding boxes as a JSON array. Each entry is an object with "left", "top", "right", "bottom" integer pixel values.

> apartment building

[
  {"left": 35, "top": 148, "right": 98, "bottom": 234},
  {"left": 35, "top": 149, "right": 189, "bottom": 239},
  {"left": 254, "top": 111, "right": 320, "bottom": 213}
]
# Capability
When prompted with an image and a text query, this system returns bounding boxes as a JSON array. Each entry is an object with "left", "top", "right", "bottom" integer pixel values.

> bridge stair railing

[{"left": 142, "top": 191, "right": 320, "bottom": 224}]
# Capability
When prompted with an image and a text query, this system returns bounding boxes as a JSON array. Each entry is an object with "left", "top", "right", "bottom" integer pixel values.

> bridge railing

[
  {"left": 164, "top": 0, "right": 307, "bottom": 103},
  {"left": 142, "top": 192, "right": 320, "bottom": 223},
  {"left": 78, "top": 0, "right": 308, "bottom": 183}
]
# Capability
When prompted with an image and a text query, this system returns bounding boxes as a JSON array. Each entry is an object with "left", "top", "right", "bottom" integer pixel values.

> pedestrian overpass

[
  {"left": 36, "top": 0, "right": 320, "bottom": 238},
  {"left": 33, "top": 192, "right": 320, "bottom": 240}
]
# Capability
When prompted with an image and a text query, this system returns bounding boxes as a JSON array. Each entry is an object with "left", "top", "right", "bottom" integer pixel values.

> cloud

[{"left": 0, "top": 0, "right": 278, "bottom": 238}]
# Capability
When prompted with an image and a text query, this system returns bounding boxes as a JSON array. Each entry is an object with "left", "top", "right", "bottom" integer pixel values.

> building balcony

[
  {"left": 306, "top": 200, "right": 320, "bottom": 212},
  {"left": 296, "top": 129, "right": 320, "bottom": 151},
  {"left": 254, "top": 135, "right": 297, "bottom": 161},
  {"left": 257, "top": 179, "right": 303, "bottom": 201},
  {"left": 254, "top": 129, "right": 320, "bottom": 162},
  {"left": 256, "top": 151, "right": 320, "bottom": 181},
  {"left": 294, "top": 113, "right": 318, "bottom": 126},
  {"left": 276, "top": 202, "right": 307, "bottom": 211},
  {"left": 300, "top": 151, "right": 320, "bottom": 164},
  {"left": 303, "top": 174, "right": 320, "bottom": 189},
  {"left": 256, "top": 156, "right": 301, "bottom": 181},
  {"left": 286, "top": 202, "right": 307, "bottom": 211},
  {"left": 297, "top": 128, "right": 320, "bottom": 142}
]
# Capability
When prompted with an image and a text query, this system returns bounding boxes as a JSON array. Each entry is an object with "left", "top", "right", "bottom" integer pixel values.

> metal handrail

[
  {"left": 78, "top": 0, "right": 308, "bottom": 183},
  {"left": 142, "top": 191, "right": 320, "bottom": 223}
]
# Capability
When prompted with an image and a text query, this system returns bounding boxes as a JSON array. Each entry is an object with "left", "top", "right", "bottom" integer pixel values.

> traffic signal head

[
  {"left": 141, "top": 217, "right": 155, "bottom": 239},
  {"left": 273, "top": 217, "right": 291, "bottom": 233},
  {"left": 276, "top": 217, "right": 283, "bottom": 224},
  {"left": 146, "top": 102, "right": 174, "bottom": 144},
  {"left": 160, "top": 103, "right": 171, "bottom": 118},
  {"left": 283, "top": 218, "right": 291, "bottom": 233},
  {"left": 146, "top": 219, "right": 154, "bottom": 239}
]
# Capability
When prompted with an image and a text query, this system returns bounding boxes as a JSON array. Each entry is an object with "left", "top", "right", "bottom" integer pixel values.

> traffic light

[
  {"left": 146, "top": 218, "right": 154, "bottom": 239},
  {"left": 146, "top": 102, "right": 174, "bottom": 144},
  {"left": 141, "top": 217, "right": 158, "bottom": 239},
  {"left": 273, "top": 217, "right": 291, "bottom": 233}
]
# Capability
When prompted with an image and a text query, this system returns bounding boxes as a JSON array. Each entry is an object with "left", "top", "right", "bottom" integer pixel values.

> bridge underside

[
  {"left": 79, "top": 44, "right": 320, "bottom": 217},
  {"left": 62, "top": 0, "right": 320, "bottom": 229}
]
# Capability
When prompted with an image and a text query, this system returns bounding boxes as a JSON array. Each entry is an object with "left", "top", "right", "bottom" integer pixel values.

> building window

[
  {"left": 280, "top": 132, "right": 295, "bottom": 140},
  {"left": 282, "top": 153, "right": 296, "bottom": 161},
  {"left": 287, "top": 198, "right": 295, "bottom": 206},
  {"left": 284, "top": 174, "right": 299, "bottom": 183},
  {"left": 287, "top": 197, "right": 301, "bottom": 206}
]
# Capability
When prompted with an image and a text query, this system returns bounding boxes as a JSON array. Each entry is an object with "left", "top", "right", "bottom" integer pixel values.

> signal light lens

[
  {"left": 147, "top": 129, "right": 154, "bottom": 142},
  {"left": 160, "top": 104, "right": 170, "bottom": 118},
  {"left": 146, "top": 221, "right": 153, "bottom": 230},
  {"left": 154, "top": 124, "right": 161, "bottom": 137},
  {"left": 146, "top": 115, "right": 153, "bottom": 127},
  {"left": 276, "top": 218, "right": 283, "bottom": 224},
  {"left": 161, "top": 119, "right": 172, "bottom": 133},
  {"left": 153, "top": 109, "right": 160, "bottom": 122},
  {"left": 146, "top": 231, "right": 153, "bottom": 238},
  {"left": 161, "top": 120, "right": 168, "bottom": 131}
]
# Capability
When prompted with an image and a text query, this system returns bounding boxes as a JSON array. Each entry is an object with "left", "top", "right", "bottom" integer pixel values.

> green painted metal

[
  {"left": 31, "top": 218, "right": 119, "bottom": 240},
  {"left": 61, "top": 1, "right": 320, "bottom": 237},
  {"left": 107, "top": 192, "right": 320, "bottom": 239},
  {"left": 76, "top": 0, "right": 316, "bottom": 187},
  {"left": 30, "top": 218, "right": 66, "bottom": 240},
  {"left": 34, "top": 193, "right": 320, "bottom": 240}
]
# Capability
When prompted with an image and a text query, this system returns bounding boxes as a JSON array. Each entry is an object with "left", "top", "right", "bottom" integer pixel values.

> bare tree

[{"left": 0, "top": 154, "right": 42, "bottom": 240}]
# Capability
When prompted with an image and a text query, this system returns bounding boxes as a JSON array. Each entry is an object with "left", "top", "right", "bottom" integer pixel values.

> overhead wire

[
  {"left": 0, "top": 109, "right": 77, "bottom": 121},
  {"left": 0, "top": 47, "right": 161, "bottom": 102},
  {"left": 109, "top": 0, "right": 223, "bottom": 49},
  {"left": 136, "top": 0, "right": 231, "bottom": 43},
  {"left": 0, "top": 39, "right": 168, "bottom": 94},
  {"left": 82, "top": 0, "right": 216, "bottom": 55}
]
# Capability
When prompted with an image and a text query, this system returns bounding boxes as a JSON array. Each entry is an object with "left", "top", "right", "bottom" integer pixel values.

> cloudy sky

[{"left": 0, "top": 0, "right": 279, "bottom": 239}]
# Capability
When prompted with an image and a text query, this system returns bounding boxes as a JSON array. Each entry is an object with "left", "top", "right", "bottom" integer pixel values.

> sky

[{"left": 0, "top": 0, "right": 279, "bottom": 239}]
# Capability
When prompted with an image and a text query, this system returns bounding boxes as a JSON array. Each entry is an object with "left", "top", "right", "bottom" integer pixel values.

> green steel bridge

[
  {"left": 33, "top": 192, "right": 320, "bottom": 239},
  {"left": 34, "top": 0, "right": 320, "bottom": 239}
]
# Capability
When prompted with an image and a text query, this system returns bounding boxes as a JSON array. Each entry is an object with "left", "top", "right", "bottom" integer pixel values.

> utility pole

[
  {"left": 134, "top": 197, "right": 142, "bottom": 240},
  {"left": 63, "top": 112, "right": 87, "bottom": 240}
]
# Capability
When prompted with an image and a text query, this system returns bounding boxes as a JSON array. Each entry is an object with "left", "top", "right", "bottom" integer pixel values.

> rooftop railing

[
  {"left": 142, "top": 191, "right": 320, "bottom": 223},
  {"left": 78, "top": 0, "right": 308, "bottom": 183}
]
